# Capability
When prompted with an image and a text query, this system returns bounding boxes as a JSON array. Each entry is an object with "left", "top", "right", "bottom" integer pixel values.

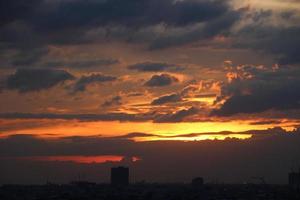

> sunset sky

[{"left": 1, "top": 0, "right": 300, "bottom": 184}]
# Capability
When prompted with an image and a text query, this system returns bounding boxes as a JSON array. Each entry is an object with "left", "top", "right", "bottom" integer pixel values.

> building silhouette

[
  {"left": 111, "top": 166, "right": 129, "bottom": 186},
  {"left": 289, "top": 170, "right": 300, "bottom": 190},
  {"left": 192, "top": 177, "right": 204, "bottom": 186}
]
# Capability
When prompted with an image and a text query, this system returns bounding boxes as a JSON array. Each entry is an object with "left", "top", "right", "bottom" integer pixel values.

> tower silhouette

[{"left": 111, "top": 166, "right": 129, "bottom": 186}]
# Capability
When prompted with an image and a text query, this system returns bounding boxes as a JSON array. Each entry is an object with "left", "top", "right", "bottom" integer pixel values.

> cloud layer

[
  {"left": 5, "top": 68, "right": 74, "bottom": 92},
  {"left": 212, "top": 65, "right": 300, "bottom": 116},
  {"left": 1, "top": 128, "right": 300, "bottom": 184}
]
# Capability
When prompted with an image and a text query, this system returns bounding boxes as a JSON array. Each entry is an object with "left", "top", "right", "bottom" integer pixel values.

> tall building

[
  {"left": 289, "top": 171, "right": 300, "bottom": 190},
  {"left": 111, "top": 167, "right": 129, "bottom": 186}
]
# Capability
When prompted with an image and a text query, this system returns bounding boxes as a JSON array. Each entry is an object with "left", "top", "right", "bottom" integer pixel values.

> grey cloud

[
  {"left": 154, "top": 107, "right": 199, "bottom": 123},
  {"left": 113, "top": 132, "right": 157, "bottom": 139},
  {"left": 31, "top": 0, "right": 230, "bottom": 30},
  {"left": 73, "top": 73, "right": 117, "bottom": 92},
  {"left": 269, "top": 26, "right": 300, "bottom": 65},
  {"left": 249, "top": 120, "right": 282, "bottom": 125},
  {"left": 126, "top": 92, "right": 144, "bottom": 97},
  {"left": 232, "top": 9, "right": 300, "bottom": 64},
  {"left": 0, "top": 108, "right": 201, "bottom": 123},
  {"left": 11, "top": 47, "right": 49, "bottom": 66},
  {"left": 151, "top": 93, "right": 182, "bottom": 105},
  {"left": 0, "top": 112, "right": 148, "bottom": 122},
  {"left": 144, "top": 74, "right": 179, "bottom": 87},
  {"left": 149, "top": 8, "right": 241, "bottom": 50},
  {"left": 102, "top": 95, "right": 122, "bottom": 107},
  {"left": 128, "top": 62, "right": 183, "bottom": 72},
  {"left": 0, "top": 0, "right": 41, "bottom": 26},
  {"left": 0, "top": 0, "right": 240, "bottom": 52},
  {"left": 44, "top": 58, "right": 119, "bottom": 69},
  {"left": 2, "top": 0, "right": 299, "bottom": 65},
  {"left": 5, "top": 68, "right": 75, "bottom": 92},
  {"left": 212, "top": 66, "right": 300, "bottom": 116}
]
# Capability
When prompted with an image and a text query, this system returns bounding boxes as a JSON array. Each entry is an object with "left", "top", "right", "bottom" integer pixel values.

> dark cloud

[
  {"left": 151, "top": 93, "right": 182, "bottom": 105},
  {"left": 114, "top": 127, "right": 286, "bottom": 140},
  {"left": 212, "top": 66, "right": 300, "bottom": 116},
  {"left": 102, "top": 95, "right": 122, "bottom": 107},
  {"left": 113, "top": 132, "right": 157, "bottom": 139},
  {"left": 0, "top": 112, "right": 148, "bottom": 122},
  {"left": 31, "top": 0, "right": 230, "bottom": 30},
  {"left": 0, "top": 0, "right": 41, "bottom": 26},
  {"left": 148, "top": 8, "right": 241, "bottom": 50},
  {"left": 5, "top": 68, "right": 74, "bottom": 92},
  {"left": 249, "top": 120, "right": 282, "bottom": 125},
  {"left": 0, "top": 108, "right": 202, "bottom": 123},
  {"left": 232, "top": 9, "right": 300, "bottom": 64},
  {"left": 1, "top": 128, "right": 300, "bottom": 184},
  {"left": 268, "top": 26, "right": 300, "bottom": 65},
  {"left": 43, "top": 58, "right": 119, "bottom": 69},
  {"left": 154, "top": 107, "right": 199, "bottom": 123},
  {"left": 0, "top": 0, "right": 239, "bottom": 51},
  {"left": 73, "top": 73, "right": 117, "bottom": 92},
  {"left": 126, "top": 92, "right": 144, "bottom": 97},
  {"left": 144, "top": 74, "right": 179, "bottom": 87},
  {"left": 11, "top": 47, "right": 49, "bottom": 66},
  {"left": 1, "top": 0, "right": 299, "bottom": 65},
  {"left": 128, "top": 62, "right": 182, "bottom": 72}
]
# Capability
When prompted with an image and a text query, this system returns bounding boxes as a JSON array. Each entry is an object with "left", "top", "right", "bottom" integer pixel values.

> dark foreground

[{"left": 0, "top": 183, "right": 299, "bottom": 200}]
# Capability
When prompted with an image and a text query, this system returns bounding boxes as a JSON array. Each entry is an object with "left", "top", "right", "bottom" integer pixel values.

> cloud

[
  {"left": 266, "top": 26, "right": 300, "bottom": 65},
  {"left": 127, "top": 62, "right": 182, "bottom": 72},
  {"left": 0, "top": 112, "right": 148, "bottom": 122},
  {"left": 31, "top": 0, "right": 230, "bottom": 29},
  {"left": 154, "top": 107, "right": 199, "bottom": 122},
  {"left": 231, "top": 9, "right": 300, "bottom": 64},
  {"left": 144, "top": 74, "right": 179, "bottom": 87},
  {"left": 73, "top": 73, "right": 117, "bottom": 92},
  {"left": 102, "top": 96, "right": 122, "bottom": 107},
  {"left": 0, "top": 0, "right": 41, "bottom": 26},
  {"left": 148, "top": 8, "right": 241, "bottom": 50},
  {"left": 0, "top": 108, "right": 202, "bottom": 123},
  {"left": 5, "top": 68, "right": 74, "bottom": 92},
  {"left": 249, "top": 120, "right": 282, "bottom": 125},
  {"left": 113, "top": 132, "right": 157, "bottom": 139},
  {"left": 212, "top": 65, "right": 300, "bottom": 116},
  {"left": 180, "top": 80, "right": 221, "bottom": 98},
  {"left": 114, "top": 127, "right": 287, "bottom": 140},
  {"left": 0, "top": 0, "right": 240, "bottom": 52},
  {"left": 151, "top": 93, "right": 182, "bottom": 105},
  {"left": 2, "top": 0, "right": 299, "bottom": 64},
  {"left": 11, "top": 47, "right": 49, "bottom": 66},
  {"left": 1, "top": 128, "right": 300, "bottom": 184},
  {"left": 43, "top": 58, "right": 119, "bottom": 69}
]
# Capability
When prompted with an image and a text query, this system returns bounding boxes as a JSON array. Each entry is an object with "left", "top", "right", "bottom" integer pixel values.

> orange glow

[
  {"left": 185, "top": 96, "right": 216, "bottom": 105},
  {"left": 0, "top": 119, "right": 298, "bottom": 141},
  {"left": 136, "top": 134, "right": 252, "bottom": 142},
  {"left": 132, "top": 156, "right": 141, "bottom": 162},
  {"left": 226, "top": 72, "right": 238, "bottom": 82},
  {"left": 22, "top": 155, "right": 124, "bottom": 164}
]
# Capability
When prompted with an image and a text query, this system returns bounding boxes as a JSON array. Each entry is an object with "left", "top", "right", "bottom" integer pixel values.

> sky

[{"left": 0, "top": 0, "right": 300, "bottom": 184}]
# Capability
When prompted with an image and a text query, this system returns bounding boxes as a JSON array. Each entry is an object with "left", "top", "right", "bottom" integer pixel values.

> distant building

[
  {"left": 192, "top": 177, "right": 204, "bottom": 186},
  {"left": 111, "top": 166, "right": 129, "bottom": 186},
  {"left": 70, "top": 181, "right": 96, "bottom": 187},
  {"left": 289, "top": 171, "right": 300, "bottom": 189}
]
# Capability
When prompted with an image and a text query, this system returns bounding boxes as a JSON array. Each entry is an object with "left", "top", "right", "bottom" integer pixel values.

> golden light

[{"left": 1, "top": 118, "right": 298, "bottom": 141}]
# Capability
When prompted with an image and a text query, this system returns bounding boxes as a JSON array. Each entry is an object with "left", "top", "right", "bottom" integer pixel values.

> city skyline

[{"left": 1, "top": 0, "right": 300, "bottom": 184}]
